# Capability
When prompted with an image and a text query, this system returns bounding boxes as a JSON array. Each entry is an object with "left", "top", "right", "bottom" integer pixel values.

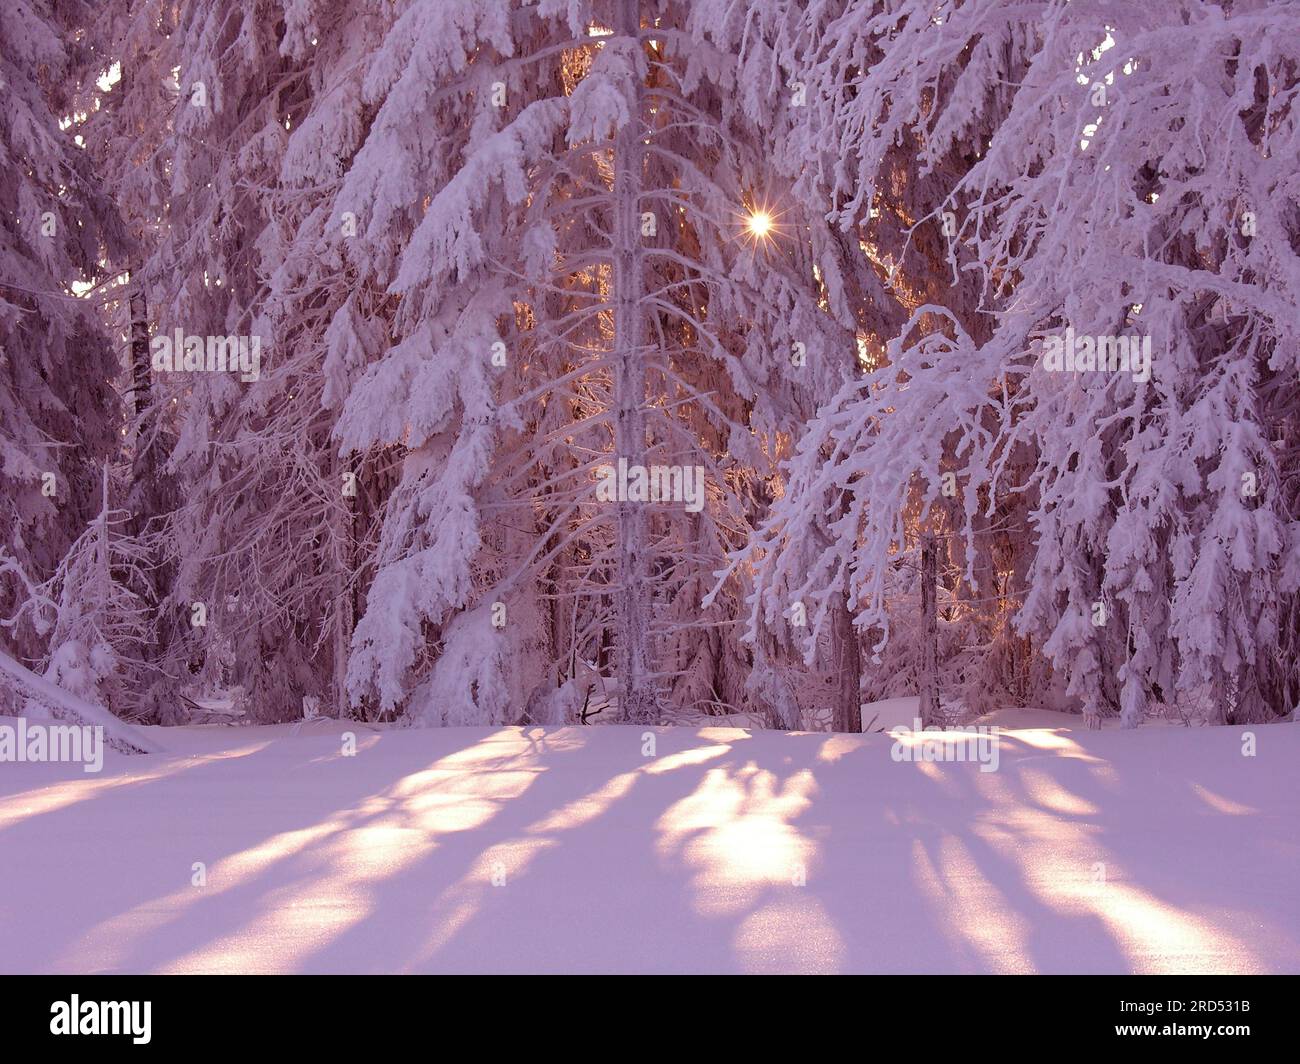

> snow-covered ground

[{"left": 1, "top": 707, "right": 1296, "bottom": 974}]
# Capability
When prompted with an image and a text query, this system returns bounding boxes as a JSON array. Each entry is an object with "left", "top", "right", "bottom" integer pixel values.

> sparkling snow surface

[{"left": 1, "top": 710, "right": 1296, "bottom": 973}]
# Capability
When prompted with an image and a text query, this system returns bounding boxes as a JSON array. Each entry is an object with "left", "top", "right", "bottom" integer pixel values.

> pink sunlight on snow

[{"left": 0, "top": 713, "right": 1295, "bottom": 975}]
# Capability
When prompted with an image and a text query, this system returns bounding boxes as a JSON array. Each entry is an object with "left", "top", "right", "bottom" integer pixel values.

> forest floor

[{"left": 1, "top": 705, "right": 1296, "bottom": 973}]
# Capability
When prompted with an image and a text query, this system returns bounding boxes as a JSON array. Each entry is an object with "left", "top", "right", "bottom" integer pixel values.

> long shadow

[
  {"left": 0, "top": 726, "right": 560, "bottom": 972},
  {"left": 822, "top": 732, "right": 1130, "bottom": 973},
  {"left": 362, "top": 724, "right": 1297, "bottom": 974},
  {"left": 96, "top": 727, "right": 608, "bottom": 973},
  {"left": 808, "top": 726, "right": 1297, "bottom": 973},
  {"left": 5, "top": 720, "right": 1295, "bottom": 973},
  {"left": 306, "top": 727, "right": 758, "bottom": 972}
]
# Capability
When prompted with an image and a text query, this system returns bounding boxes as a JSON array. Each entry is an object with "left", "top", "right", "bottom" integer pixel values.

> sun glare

[{"left": 746, "top": 210, "right": 775, "bottom": 240}]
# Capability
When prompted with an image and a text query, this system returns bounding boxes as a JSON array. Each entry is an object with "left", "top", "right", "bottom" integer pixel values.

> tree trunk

[
  {"left": 831, "top": 591, "right": 861, "bottom": 732},
  {"left": 919, "top": 530, "right": 939, "bottom": 726},
  {"left": 126, "top": 263, "right": 156, "bottom": 531},
  {"left": 331, "top": 454, "right": 354, "bottom": 718},
  {"left": 125, "top": 263, "right": 184, "bottom": 723},
  {"left": 612, "top": 0, "right": 658, "bottom": 723}
]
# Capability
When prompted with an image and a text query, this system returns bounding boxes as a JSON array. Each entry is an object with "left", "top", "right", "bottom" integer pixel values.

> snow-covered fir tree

[
  {"left": 301, "top": 0, "right": 858, "bottom": 725},
  {"left": 743, "top": 0, "right": 1300, "bottom": 725},
  {"left": 0, "top": 0, "right": 125, "bottom": 678}
]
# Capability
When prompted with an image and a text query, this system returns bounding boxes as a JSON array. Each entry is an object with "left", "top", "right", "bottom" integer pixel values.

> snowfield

[{"left": 0, "top": 709, "right": 1296, "bottom": 974}]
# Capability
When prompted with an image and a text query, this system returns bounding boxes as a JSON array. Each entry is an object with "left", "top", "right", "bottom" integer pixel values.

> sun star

[{"left": 746, "top": 210, "right": 774, "bottom": 239}]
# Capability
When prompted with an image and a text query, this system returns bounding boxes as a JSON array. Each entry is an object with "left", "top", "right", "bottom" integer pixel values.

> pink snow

[{"left": 0, "top": 712, "right": 1295, "bottom": 974}]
